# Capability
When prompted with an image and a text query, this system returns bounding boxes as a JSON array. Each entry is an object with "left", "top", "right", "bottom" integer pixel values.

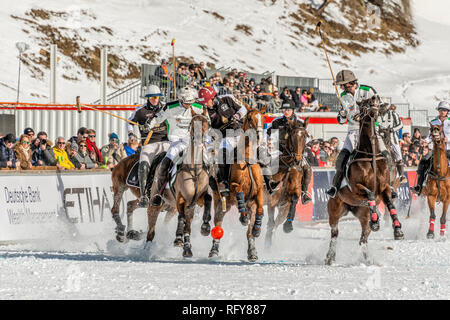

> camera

[{"left": 40, "top": 139, "right": 47, "bottom": 145}]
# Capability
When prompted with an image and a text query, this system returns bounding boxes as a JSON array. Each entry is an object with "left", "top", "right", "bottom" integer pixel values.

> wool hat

[{"left": 109, "top": 132, "right": 119, "bottom": 140}]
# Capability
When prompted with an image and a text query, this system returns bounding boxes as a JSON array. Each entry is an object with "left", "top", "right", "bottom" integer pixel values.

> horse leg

[
  {"left": 325, "top": 198, "right": 347, "bottom": 265},
  {"left": 236, "top": 189, "right": 249, "bottom": 226},
  {"left": 427, "top": 195, "right": 437, "bottom": 239},
  {"left": 146, "top": 205, "right": 161, "bottom": 243},
  {"left": 440, "top": 200, "right": 449, "bottom": 237},
  {"left": 111, "top": 185, "right": 126, "bottom": 242},
  {"left": 247, "top": 204, "right": 258, "bottom": 262},
  {"left": 126, "top": 199, "right": 142, "bottom": 241},
  {"left": 382, "top": 191, "right": 404, "bottom": 240},
  {"left": 200, "top": 193, "right": 212, "bottom": 236},
  {"left": 209, "top": 202, "right": 227, "bottom": 258},
  {"left": 251, "top": 188, "right": 265, "bottom": 238},
  {"left": 183, "top": 207, "right": 194, "bottom": 258},
  {"left": 355, "top": 206, "right": 371, "bottom": 263},
  {"left": 365, "top": 190, "right": 380, "bottom": 232},
  {"left": 174, "top": 196, "right": 186, "bottom": 247},
  {"left": 283, "top": 193, "right": 300, "bottom": 234},
  {"left": 264, "top": 204, "right": 276, "bottom": 248}
]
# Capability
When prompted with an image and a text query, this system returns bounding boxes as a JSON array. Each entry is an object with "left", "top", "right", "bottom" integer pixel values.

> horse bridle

[{"left": 282, "top": 125, "right": 308, "bottom": 167}]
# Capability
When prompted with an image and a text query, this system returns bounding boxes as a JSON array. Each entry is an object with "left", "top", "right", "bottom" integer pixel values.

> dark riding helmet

[
  {"left": 280, "top": 99, "right": 296, "bottom": 110},
  {"left": 335, "top": 70, "right": 357, "bottom": 86}
]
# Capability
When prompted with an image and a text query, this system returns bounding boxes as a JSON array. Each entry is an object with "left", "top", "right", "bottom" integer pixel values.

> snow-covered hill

[{"left": 0, "top": 0, "right": 449, "bottom": 113}]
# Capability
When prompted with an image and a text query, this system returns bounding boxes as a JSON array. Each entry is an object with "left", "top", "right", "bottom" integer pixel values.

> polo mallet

[
  {"left": 315, "top": 21, "right": 344, "bottom": 111},
  {"left": 76, "top": 96, "right": 138, "bottom": 126},
  {"left": 76, "top": 96, "right": 153, "bottom": 145}
]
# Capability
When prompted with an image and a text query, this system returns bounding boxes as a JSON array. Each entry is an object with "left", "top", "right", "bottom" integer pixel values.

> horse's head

[
  {"left": 286, "top": 117, "right": 309, "bottom": 164},
  {"left": 243, "top": 105, "right": 267, "bottom": 142},
  {"left": 189, "top": 108, "right": 210, "bottom": 143},
  {"left": 357, "top": 95, "right": 381, "bottom": 123},
  {"left": 430, "top": 123, "right": 444, "bottom": 145}
]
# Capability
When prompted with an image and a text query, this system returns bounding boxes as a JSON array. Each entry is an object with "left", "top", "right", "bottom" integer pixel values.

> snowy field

[{"left": 1, "top": 197, "right": 449, "bottom": 300}]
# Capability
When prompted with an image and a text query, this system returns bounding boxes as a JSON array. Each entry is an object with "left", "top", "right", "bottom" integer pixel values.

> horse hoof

[
  {"left": 427, "top": 231, "right": 435, "bottom": 239},
  {"left": 239, "top": 213, "right": 249, "bottom": 226},
  {"left": 252, "top": 227, "right": 262, "bottom": 238},
  {"left": 174, "top": 238, "right": 184, "bottom": 247},
  {"left": 394, "top": 228, "right": 404, "bottom": 240},
  {"left": 126, "top": 230, "right": 143, "bottom": 241},
  {"left": 201, "top": 223, "right": 211, "bottom": 236},
  {"left": 116, "top": 234, "right": 126, "bottom": 243},
  {"left": 183, "top": 248, "right": 193, "bottom": 258},
  {"left": 283, "top": 221, "right": 293, "bottom": 233},
  {"left": 369, "top": 220, "right": 380, "bottom": 232},
  {"left": 248, "top": 253, "right": 258, "bottom": 262},
  {"left": 208, "top": 250, "right": 219, "bottom": 258},
  {"left": 325, "top": 256, "right": 335, "bottom": 266}
]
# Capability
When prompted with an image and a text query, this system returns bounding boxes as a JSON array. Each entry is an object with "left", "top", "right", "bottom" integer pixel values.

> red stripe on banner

[
  {"left": 296, "top": 175, "right": 313, "bottom": 222},
  {"left": 265, "top": 116, "right": 341, "bottom": 124},
  {"left": 11, "top": 107, "right": 136, "bottom": 111}
]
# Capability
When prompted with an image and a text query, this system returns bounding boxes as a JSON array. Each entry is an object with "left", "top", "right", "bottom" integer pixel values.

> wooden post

[{"left": 171, "top": 39, "right": 176, "bottom": 100}]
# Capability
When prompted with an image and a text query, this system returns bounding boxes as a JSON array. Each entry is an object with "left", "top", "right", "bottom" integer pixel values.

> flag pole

[{"left": 171, "top": 39, "right": 176, "bottom": 100}]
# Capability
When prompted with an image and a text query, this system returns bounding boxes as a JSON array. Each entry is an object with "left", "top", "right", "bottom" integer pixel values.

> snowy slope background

[{"left": 0, "top": 0, "right": 449, "bottom": 113}]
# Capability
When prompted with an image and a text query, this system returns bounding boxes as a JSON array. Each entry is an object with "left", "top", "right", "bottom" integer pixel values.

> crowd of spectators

[
  {"left": 400, "top": 128, "right": 430, "bottom": 167},
  {"left": 153, "top": 59, "right": 331, "bottom": 113},
  {"left": 0, "top": 127, "right": 133, "bottom": 171},
  {"left": 304, "top": 137, "right": 340, "bottom": 168}
]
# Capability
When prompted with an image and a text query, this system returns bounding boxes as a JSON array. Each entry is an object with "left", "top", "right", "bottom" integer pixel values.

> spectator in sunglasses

[
  {"left": 69, "top": 140, "right": 97, "bottom": 170},
  {"left": 85, "top": 129, "right": 103, "bottom": 165},
  {"left": 0, "top": 133, "right": 19, "bottom": 169},
  {"left": 101, "top": 132, "right": 127, "bottom": 169},
  {"left": 51, "top": 137, "right": 74, "bottom": 170},
  {"left": 14, "top": 134, "right": 33, "bottom": 170}
]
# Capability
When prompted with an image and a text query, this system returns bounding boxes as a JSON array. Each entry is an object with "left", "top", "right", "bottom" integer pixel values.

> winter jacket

[
  {"left": 124, "top": 144, "right": 138, "bottom": 156},
  {"left": 69, "top": 151, "right": 96, "bottom": 169},
  {"left": 0, "top": 138, "right": 17, "bottom": 168},
  {"left": 86, "top": 139, "right": 103, "bottom": 164},
  {"left": 338, "top": 85, "right": 377, "bottom": 131},
  {"left": 13, "top": 144, "right": 33, "bottom": 169},
  {"left": 101, "top": 144, "right": 127, "bottom": 166},
  {"left": 52, "top": 146, "right": 75, "bottom": 170},
  {"left": 31, "top": 140, "right": 56, "bottom": 166}
]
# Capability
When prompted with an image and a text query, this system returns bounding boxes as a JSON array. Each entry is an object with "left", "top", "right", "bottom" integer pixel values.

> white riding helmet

[
  {"left": 437, "top": 101, "right": 450, "bottom": 111},
  {"left": 179, "top": 86, "right": 197, "bottom": 104},
  {"left": 144, "top": 85, "right": 163, "bottom": 98}
]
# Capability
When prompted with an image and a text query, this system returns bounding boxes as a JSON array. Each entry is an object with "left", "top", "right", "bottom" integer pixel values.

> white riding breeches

[
  {"left": 165, "top": 137, "right": 189, "bottom": 161},
  {"left": 342, "top": 129, "right": 387, "bottom": 153},
  {"left": 391, "top": 142, "right": 402, "bottom": 162},
  {"left": 139, "top": 141, "right": 170, "bottom": 165}
]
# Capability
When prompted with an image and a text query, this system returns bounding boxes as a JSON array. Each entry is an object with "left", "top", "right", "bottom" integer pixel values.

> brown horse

[
  {"left": 207, "top": 106, "right": 268, "bottom": 261},
  {"left": 146, "top": 110, "right": 213, "bottom": 258},
  {"left": 264, "top": 117, "right": 310, "bottom": 248},
  {"left": 111, "top": 152, "right": 174, "bottom": 242},
  {"left": 421, "top": 124, "right": 450, "bottom": 239},
  {"left": 325, "top": 96, "right": 404, "bottom": 265}
]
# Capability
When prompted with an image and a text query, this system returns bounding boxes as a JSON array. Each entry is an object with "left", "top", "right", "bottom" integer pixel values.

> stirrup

[
  {"left": 151, "top": 194, "right": 164, "bottom": 207},
  {"left": 301, "top": 192, "right": 312, "bottom": 205},
  {"left": 410, "top": 186, "right": 422, "bottom": 196},
  {"left": 326, "top": 186, "right": 337, "bottom": 198},
  {"left": 138, "top": 196, "right": 149, "bottom": 208}
]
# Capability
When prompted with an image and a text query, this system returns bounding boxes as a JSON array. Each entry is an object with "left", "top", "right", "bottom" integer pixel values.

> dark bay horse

[
  {"left": 325, "top": 96, "right": 404, "bottom": 265},
  {"left": 111, "top": 152, "right": 172, "bottom": 242},
  {"left": 146, "top": 110, "right": 213, "bottom": 257},
  {"left": 421, "top": 124, "right": 450, "bottom": 239},
  {"left": 208, "top": 106, "right": 267, "bottom": 262},
  {"left": 265, "top": 117, "right": 310, "bottom": 248}
]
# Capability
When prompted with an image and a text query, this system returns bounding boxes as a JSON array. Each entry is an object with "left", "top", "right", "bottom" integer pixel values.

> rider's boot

[
  {"left": 137, "top": 161, "right": 150, "bottom": 208},
  {"left": 396, "top": 161, "right": 407, "bottom": 184},
  {"left": 411, "top": 158, "right": 428, "bottom": 196},
  {"left": 301, "top": 164, "right": 312, "bottom": 204},
  {"left": 151, "top": 157, "right": 173, "bottom": 207},
  {"left": 264, "top": 175, "right": 280, "bottom": 194},
  {"left": 326, "top": 149, "right": 351, "bottom": 198},
  {"left": 218, "top": 164, "right": 230, "bottom": 197}
]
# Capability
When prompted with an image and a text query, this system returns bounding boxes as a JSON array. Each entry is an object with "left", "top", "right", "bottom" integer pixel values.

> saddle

[{"left": 126, "top": 152, "right": 167, "bottom": 194}]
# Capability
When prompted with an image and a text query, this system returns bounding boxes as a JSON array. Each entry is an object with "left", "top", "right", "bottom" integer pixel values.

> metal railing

[{"left": 92, "top": 79, "right": 142, "bottom": 105}]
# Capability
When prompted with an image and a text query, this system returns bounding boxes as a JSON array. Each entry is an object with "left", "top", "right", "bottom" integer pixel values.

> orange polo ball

[{"left": 211, "top": 226, "right": 224, "bottom": 239}]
